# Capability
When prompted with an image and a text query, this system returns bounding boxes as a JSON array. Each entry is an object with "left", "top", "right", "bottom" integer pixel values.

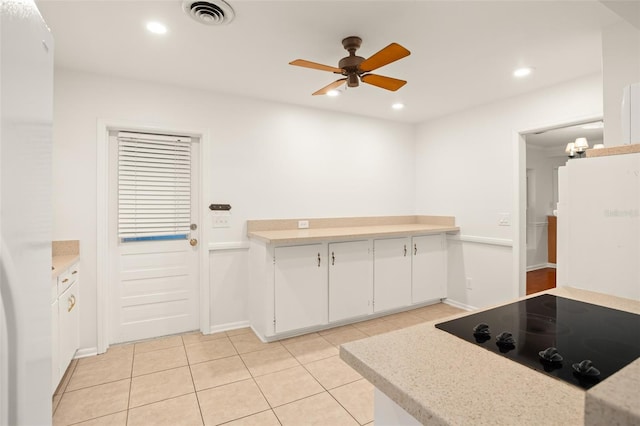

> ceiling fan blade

[
  {"left": 290, "top": 59, "right": 343, "bottom": 73},
  {"left": 361, "top": 74, "right": 407, "bottom": 91},
  {"left": 359, "top": 43, "right": 410, "bottom": 72},
  {"left": 312, "top": 78, "right": 347, "bottom": 96}
]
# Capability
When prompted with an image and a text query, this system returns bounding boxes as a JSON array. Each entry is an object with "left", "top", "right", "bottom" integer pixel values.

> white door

[
  {"left": 373, "top": 237, "right": 411, "bottom": 312},
  {"left": 109, "top": 132, "right": 200, "bottom": 344},
  {"left": 328, "top": 240, "right": 373, "bottom": 322},
  {"left": 412, "top": 234, "right": 446, "bottom": 304},
  {"left": 274, "top": 244, "right": 328, "bottom": 334}
]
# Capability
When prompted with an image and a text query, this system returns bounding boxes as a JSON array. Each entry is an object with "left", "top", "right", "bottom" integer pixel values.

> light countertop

[
  {"left": 340, "top": 287, "right": 640, "bottom": 425},
  {"left": 52, "top": 240, "right": 79, "bottom": 279},
  {"left": 248, "top": 223, "right": 460, "bottom": 244}
]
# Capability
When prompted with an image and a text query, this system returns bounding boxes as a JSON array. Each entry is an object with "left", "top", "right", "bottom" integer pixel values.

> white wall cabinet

[
  {"left": 412, "top": 234, "right": 447, "bottom": 304},
  {"left": 328, "top": 240, "right": 373, "bottom": 323},
  {"left": 52, "top": 262, "right": 79, "bottom": 393},
  {"left": 373, "top": 237, "right": 412, "bottom": 313},
  {"left": 274, "top": 244, "right": 328, "bottom": 334}
]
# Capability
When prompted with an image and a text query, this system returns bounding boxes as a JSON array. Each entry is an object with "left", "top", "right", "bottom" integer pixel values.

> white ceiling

[{"left": 36, "top": 0, "right": 624, "bottom": 124}]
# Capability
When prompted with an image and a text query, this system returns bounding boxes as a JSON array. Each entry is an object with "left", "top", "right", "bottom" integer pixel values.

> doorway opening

[{"left": 519, "top": 119, "right": 604, "bottom": 295}]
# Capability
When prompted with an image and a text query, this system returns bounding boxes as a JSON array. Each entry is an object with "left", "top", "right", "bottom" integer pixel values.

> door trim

[{"left": 97, "top": 119, "right": 211, "bottom": 354}]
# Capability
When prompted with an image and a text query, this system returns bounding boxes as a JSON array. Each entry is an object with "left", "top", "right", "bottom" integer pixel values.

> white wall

[
  {"left": 602, "top": 20, "right": 640, "bottom": 145},
  {"left": 415, "top": 74, "right": 603, "bottom": 309},
  {"left": 52, "top": 69, "right": 416, "bottom": 351}
]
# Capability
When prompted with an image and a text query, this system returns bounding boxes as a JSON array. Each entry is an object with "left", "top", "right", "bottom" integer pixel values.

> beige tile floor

[{"left": 53, "top": 303, "right": 463, "bottom": 426}]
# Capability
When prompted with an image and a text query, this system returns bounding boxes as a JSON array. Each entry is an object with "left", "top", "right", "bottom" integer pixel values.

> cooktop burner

[{"left": 435, "top": 294, "right": 640, "bottom": 390}]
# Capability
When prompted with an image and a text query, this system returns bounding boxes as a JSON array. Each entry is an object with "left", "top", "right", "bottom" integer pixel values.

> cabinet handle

[
  {"left": 62, "top": 278, "right": 69, "bottom": 283},
  {"left": 331, "top": 252, "right": 335, "bottom": 266},
  {"left": 403, "top": 245, "right": 407, "bottom": 257},
  {"left": 72, "top": 270, "right": 78, "bottom": 275},
  {"left": 414, "top": 243, "right": 417, "bottom": 255},
  {"left": 68, "top": 295, "right": 76, "bottom": 312},
  {"left": 317, "top": 253, "right": 321, "bottom": 267}
]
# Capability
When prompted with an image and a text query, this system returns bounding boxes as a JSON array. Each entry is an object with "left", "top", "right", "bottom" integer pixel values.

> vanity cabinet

[
  {"left": 274, "top": 244, "right": 328, "bottom": 334},
  {"left": 52, "top": 261, "right": 79, "bottom": 393},
  {"left": 373, "top": 237, "right": 412, "bottom": 313},
  {"left": 328, "top": 240, "right": 373, "bottom": 323},
  {"left": 411, "top": 234, "right": 447, "bottom": 304}
]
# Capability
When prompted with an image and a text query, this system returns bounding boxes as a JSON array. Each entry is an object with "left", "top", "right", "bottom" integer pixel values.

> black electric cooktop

[{"left": 435, "top": 294, "right": 640, "bottom": 390}]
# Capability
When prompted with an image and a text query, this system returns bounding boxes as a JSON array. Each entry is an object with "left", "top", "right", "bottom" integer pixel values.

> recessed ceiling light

[
  {"left": 392, "top": 103, "right": 404, "bottom": 110},
  {"left": 513, "top": 67, "right": 533, "bottom": 78},
  {"left": 146, "top": 22, "right": 167, "bottom": 34},
  {"left": 326, "top": 90, "right": 340, "bottom": 97}
]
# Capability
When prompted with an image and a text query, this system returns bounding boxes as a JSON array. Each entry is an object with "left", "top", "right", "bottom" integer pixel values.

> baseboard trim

[
  {"left": 209, "top": 320, "right": 251, "bottom": 334},
  {"left": 527, "top": 263, "right": 557, "bottom": 272},
  {"left": 443, "top": 299, "right": 476, "bottom": 311},
  {"left": 74, "top": 347, "right": 99, "bottom": 359}
]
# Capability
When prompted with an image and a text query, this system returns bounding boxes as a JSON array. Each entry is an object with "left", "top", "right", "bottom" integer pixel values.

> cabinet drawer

[{"left": 57, "top": 262, "right": 79, "bottom": 296}]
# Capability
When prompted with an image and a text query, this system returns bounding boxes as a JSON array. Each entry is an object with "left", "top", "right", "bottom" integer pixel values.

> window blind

[{"left": 118, "top": 132, "right": 192, "bottom": 241}]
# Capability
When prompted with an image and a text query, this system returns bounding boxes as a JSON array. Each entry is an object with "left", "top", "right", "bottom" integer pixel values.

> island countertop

[{"left": 340, "top": 287, "right": 640, "bottom": 425}]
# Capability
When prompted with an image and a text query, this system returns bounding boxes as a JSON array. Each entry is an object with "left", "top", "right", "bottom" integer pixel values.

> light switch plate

[
  {"left": 298, "top": 220, "right": 309, "bottom": 229},
  {"left": 212, "top": 210, "right": 231, "bottom": 228}
]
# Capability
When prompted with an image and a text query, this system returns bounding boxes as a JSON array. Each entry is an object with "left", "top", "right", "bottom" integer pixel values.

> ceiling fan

[{"left": 289, "top": 36, "right": 411, "bottom": 96}]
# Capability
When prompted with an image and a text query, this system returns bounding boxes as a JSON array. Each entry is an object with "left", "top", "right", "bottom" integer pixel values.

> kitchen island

[{"left": 340, "top": 287, "right": 640, "bottom": 425}]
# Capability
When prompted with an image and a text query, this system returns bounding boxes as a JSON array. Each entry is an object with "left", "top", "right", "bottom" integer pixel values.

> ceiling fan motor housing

[{"left": 340, "top": 36, "right": 365, "bottom": 86}]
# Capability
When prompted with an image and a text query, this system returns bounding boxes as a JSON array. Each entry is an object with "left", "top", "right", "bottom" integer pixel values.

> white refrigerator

[
  {"left": 557, "top": 152, "right": 640, "bottom": 301},
  {"left": 1, "top": 1, "right": 54, "bottom": 424}
]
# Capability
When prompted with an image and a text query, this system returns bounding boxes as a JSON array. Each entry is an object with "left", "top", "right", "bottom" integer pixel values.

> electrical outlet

[
  {"left": 466, "top": 277, "right": 473, "bottom": 290},
  {"left": 498, "top": 213, "right": 511, "bottom": 226},
  {"left": 298, "top": 220, "right": 309, "bottom": 229}
]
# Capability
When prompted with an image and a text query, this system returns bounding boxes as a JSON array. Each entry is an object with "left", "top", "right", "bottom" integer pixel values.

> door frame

[
  {"left": 512, "top": 113, "right": 602, "bottom": 299},
  {"left": 96, "top": 119, "right": 211, "bottom": 354}
]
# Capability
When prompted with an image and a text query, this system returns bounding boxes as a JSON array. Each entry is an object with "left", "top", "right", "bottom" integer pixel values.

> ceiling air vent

[{"left": 183, "top": 0, "right": 235, "bottom": 25}]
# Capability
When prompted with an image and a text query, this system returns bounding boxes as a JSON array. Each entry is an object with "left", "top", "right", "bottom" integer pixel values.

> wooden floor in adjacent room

[{"left": 526, "top": 267, "right": 556, "bottom": 295}]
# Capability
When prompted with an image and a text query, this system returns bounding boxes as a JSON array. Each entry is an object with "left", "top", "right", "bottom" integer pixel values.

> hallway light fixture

[
  {"left": 565, "top": 142, "right": 576, "bottom": 158},
  {"left": 574, "top": 137, "right": 589, "bottom": 158}
]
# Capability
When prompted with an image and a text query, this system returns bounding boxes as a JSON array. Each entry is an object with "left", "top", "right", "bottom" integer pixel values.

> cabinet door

[
  {"left": 58, "top": 282, "right": 79, "bottom": 375},
  {"left": 274, "top": 244, "right": 328, "bottom": 334},
  {"left": 373, "top": 237, "right": 411, "bottom": 312},
  {"left": 51, "top": 299, "right": 59, "bottom": 394},
  {"left": 329, "top": 240, "right": 373, "bottom": 322},
  {"left": 412, "top": 235, "right": 447, "bottom": 303}
]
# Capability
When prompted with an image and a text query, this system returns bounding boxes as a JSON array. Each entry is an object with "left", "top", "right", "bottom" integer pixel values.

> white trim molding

[
  {"left": 443, "top": 299, "right": 476, "bottom": 311},
  {"left": 209, "top": 321, "right": 250, "bottom": 334},
  {"left": 208, "top": 242, "right": 250, "bottom": 251},
  {"left": 447, "top": 234, "right": 513, "bottom": 247}
]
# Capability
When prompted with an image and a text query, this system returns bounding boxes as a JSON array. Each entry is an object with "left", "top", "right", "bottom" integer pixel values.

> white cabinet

[
  {"left": 248, "top": 232, "right": 449, "bottom": 341},
  {"left": 373, "top": 237, "right": 412, "bottom": 313},
  {"left": 328, "top": 240, "right": 373, "bottom": 322},
  {"left": 52, "top": 261, "right": 79, "bottom": 393},
  {"left": 58, "top": 280, "right": 79, "bottom": 376},
  {"left": 274, "top": 244, "right": 328, "bottom": 334},
  {"left": 51, "top": 297, "right": 59, "bottom": 392},
  {"left": 412, "top": 235, "right": 446, "bottom": 303}
]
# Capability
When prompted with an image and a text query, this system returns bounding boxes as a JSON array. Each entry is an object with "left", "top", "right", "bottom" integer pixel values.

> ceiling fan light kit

[{"left": 290, "top": 36, "right": 411, "bottom": 96}]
